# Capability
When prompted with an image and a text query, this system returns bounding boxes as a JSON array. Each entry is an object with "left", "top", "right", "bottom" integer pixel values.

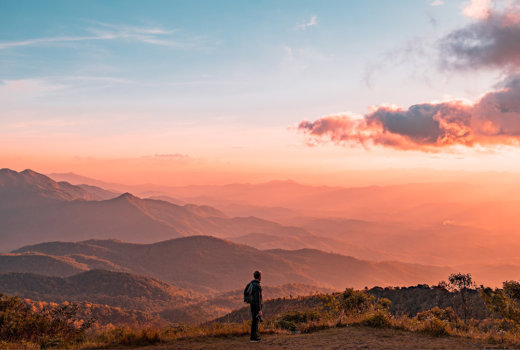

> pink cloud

[
  {"left": 298, "top": 76, "right": 520, "bottom": 151},
  {"left": 298, "top": 2, "right": 520, "bottom": 152},
  {"left": 462, "top": 0, "right": 492, "bottom": 19}
]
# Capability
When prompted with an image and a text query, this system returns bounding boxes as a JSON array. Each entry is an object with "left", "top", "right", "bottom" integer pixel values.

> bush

[
  {"left": 99, "top": 327, "right": 162, "bottom": 347},
  {"left": 420, "top": 317, "right": 451, "bottom": 337},
  {"left": 359, "top": 310, "right": 392, "bottom": 328},
  {"left": 275, "top": 310, "right": 321, "bottom": 332},
  {"left": 276, "top": 319, "right": 297, "bottom": 332},
  {"left": 480, "top": 281, "right": 520, "bottom": 326},
  {"left": 416, "top": 307, "right": 459, "bottom": 323},
  {"left": 322, "top": 288, "right": 391, "bottom": 320},
  {"left": 277, "top": 310, "right": 321, "bottom": 324},
  {"left": 0, "top": 292, "right": 91, "bottom": 347}
]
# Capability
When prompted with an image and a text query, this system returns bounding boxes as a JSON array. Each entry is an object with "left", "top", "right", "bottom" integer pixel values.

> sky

[{"left": 2, "top": 0, "right": 520, "bottom": 185}]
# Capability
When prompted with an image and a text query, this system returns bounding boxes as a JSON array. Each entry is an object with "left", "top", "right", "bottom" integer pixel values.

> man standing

[{"left": 248, "top": 270, "right": 263, "bottom": 342}]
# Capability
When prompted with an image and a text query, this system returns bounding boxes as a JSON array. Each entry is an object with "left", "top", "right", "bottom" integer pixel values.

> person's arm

[
  {"left": 253, "top": 284, "right": 261, "bottom": 310},
  {"left": 259, "top": 284, "right": 263, "bottom": 311}
]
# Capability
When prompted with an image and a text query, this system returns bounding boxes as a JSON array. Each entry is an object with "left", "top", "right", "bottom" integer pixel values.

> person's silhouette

[{"left": 249, "top": 270, "right": 263, "bottom": 342}]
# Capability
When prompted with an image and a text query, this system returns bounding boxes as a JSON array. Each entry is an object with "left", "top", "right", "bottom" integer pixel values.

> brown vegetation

[{"left": 5, "top": 273, "right": 520, "bottom": 348}]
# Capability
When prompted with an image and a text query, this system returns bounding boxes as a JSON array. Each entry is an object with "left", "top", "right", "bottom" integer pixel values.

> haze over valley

[{"left": 3, "top": 0, "right": 520, "bottom": 347}]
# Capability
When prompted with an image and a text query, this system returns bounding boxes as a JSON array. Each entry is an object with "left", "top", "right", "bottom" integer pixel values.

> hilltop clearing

[{"left": 145, "top": 326, "right": 493, "bottom": 349}]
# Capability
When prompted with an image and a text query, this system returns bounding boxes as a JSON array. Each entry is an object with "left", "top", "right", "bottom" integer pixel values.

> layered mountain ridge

[
  {"left": 0, "top": 169, "right": 318, "bottom": 252},
  {"left": 8, "top": 236, "right": 450, "bottom": 293}
]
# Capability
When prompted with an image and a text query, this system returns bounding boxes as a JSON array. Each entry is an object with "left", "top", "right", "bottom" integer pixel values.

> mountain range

[
  {"left": 46, "top": 169, "right": 520, "bottom": 269},
  {"left": 48, "top": 171, "right": 520, "bottom": 230},
  {"left": 0, "top": 169, "right": 321, "bottom": 252},
  {"left": 3, "top": 168, "right": 520, "bottom": 286},
  {"left": 8, "top": 236, "right": 450, "bottom": 292},
  {"left": 4, "top": 166, "right": 520, "bottom": 329}
]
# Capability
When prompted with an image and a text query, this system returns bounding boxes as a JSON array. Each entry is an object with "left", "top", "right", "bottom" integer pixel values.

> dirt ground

[{"left": 139, "top": 326, "right": 500, "bottom": 349}]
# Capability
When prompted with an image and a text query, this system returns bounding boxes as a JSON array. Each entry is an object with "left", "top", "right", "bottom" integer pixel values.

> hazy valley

[{"left": 2, "top": 167, "right": 520, "bottom": 347}]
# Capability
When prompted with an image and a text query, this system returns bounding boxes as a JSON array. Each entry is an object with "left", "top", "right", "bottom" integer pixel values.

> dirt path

[{"left": 140, "top": 326, "right": 497, "bottom": 349}]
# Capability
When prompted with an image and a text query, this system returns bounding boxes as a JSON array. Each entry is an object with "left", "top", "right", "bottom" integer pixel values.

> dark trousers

[{"left": 250, "top": 306, "right": 260, "bottom": 340}]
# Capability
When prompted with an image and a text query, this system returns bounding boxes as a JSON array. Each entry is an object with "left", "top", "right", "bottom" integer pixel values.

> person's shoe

[{"left": 250, "top": 338, "right": 261, "bottom": 342}]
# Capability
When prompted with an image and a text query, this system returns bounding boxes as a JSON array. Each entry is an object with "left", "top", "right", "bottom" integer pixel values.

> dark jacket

[{"left": 250, "top": 279, "right": 262, "bottom": 311}]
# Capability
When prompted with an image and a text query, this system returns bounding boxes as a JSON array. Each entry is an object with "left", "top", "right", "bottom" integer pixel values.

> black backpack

[{"left": 243, "top": 282, "right": 253, "bottom": 304}]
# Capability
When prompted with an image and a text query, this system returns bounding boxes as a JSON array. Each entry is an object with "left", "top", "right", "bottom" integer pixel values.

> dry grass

[
  {"left": 5, "top": 288, "right": 520, "bottom": 349},
  {"left": 138, "top": 325, "right": 501, "bottom": 349}
]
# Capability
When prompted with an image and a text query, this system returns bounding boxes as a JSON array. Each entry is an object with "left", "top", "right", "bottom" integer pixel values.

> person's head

[{"left": 253, "top": 270, "right": 262, "bottom": 281}]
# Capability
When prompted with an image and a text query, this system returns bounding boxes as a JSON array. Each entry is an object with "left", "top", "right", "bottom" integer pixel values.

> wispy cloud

[
  {"left": 59, "top": 76, "right": 135, "bottom": 85},
  {"left": 430, "top": 0, "right": 444, "bottom": 6},
  {"left": 363, "top": 36, "right": 432, "bottom": 88},
  {"left": 0, "top": 79, "right": 65, "bottom": 94},
  {"left": 0, "top": 23, "right": 190, "bottom": 50},
  {"left": 0, "top": 36, "right": 98, "bottom": 50},
  {"left": 296, "top": 15, "right": 318, "bottom": 30}
]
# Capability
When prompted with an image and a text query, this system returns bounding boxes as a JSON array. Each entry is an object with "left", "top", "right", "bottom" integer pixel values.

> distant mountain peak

[
  {"left": 114, "top": 192, "right": 139, "bottom": 201},
  {"left": 1, "top": 168, "right": 58, "bottom": 184},
  {"left": 0, "top": 168, "right": 97, "bottom": 211},
  {"left": 21, "top": 169, "right": 39, "bottom": 175}
]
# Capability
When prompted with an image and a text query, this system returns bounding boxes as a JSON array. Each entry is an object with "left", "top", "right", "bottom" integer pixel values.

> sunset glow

[
  {"left": 4, "top": 2, "right": 520, "bottom": 346},
  {"left": 2, "top": 0, "right": 520, "bottom": 185}
]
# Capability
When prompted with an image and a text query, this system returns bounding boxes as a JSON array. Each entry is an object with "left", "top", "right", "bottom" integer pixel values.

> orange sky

[
  {"left": 3, "top": 143, "right": 520, "bottom": 187},
  {"left": 3, "top": 0, "right": 520, "bottom": 187}
]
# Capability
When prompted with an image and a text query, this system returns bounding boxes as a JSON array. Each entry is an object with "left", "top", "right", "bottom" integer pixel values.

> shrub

[
  {"left": 275, "top": 310, "right": 321, "bottom": 332},
  {"left": 416, "top": 307, "right": 459, "bottom": 323},
  {"left": 98, "top": 327, "right": 162, "bottom": 347},
  {"left": 322, "top": 288, "right": 391, "bottom": 321},
  {"left": 277, "top": 310, "right": 321, "bottom": 324},
  {"left": 276, "top": 319, "right": 297, "bottom": 332},
  {"left": 420, "top": 317, "right": 451, "bottom": 337},
  {"left": 0, "top": 292, "right": 91, "bottom": 347},
  {"left": 359, "top": 310, "right": 392, "bottom": 328},
  {"left": 480, "top": 281, "right": 520, "bottom": 326}
]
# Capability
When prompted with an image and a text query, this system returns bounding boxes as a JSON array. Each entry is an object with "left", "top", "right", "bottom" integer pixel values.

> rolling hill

[
  {"left": 0, "top": 270, "right": 197, "bottom": 313},
  {"left": 10, "top": 236, "right": 451, "bottom": 293},
  {"left": 159, "top": 283, "right": 336, "bottom": 323},
  {"left": 0, "top": 252, "right": 88, "bottom": 276},
  {"left": 0, "top": 268, "right": 339, "bottom": 324}
]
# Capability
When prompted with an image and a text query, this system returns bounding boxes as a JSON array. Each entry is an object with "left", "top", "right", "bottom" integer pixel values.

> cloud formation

[
  {"left": 299, "top": 1, "right": 520, "bottom": 152},
  {"left": 441, "top": 0, "right": 520, "bottom": 70},
  {"left": 462, "top": 0, "right": 492, "bottom": 19},
  {"left": 299, "top": 75, "right": 520, "bottom": 151}
]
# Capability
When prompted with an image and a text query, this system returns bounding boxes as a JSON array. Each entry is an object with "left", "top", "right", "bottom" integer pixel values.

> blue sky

[
  {"left": 2, "top": 0, "right": 518, "bottom": 184},
  {"left": 1, "top": 0, "right": 483, "bottom": 122}
]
